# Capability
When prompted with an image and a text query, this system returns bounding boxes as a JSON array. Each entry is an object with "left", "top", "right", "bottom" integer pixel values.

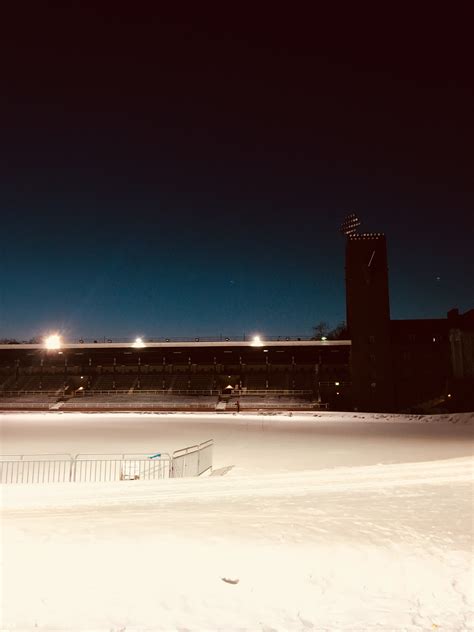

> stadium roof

[{"left": 0, "top": 340, "right": 351, "bottom": 351}]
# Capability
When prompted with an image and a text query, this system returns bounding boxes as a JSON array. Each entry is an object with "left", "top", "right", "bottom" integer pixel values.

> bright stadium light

[
  {"left": 321, "top": 336, "right": 328, "bottom": 341},
  {"left": 132, "top": 337, "right": 145, "bottom": 348},
  {"left": 44, "top": 334, "right": 62, "bottom": 350},
  {"left": 251, "top": 335, "right": 263, "bottom": 347}
]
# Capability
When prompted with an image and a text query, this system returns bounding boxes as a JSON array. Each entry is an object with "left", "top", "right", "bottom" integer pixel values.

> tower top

[{"left": 340, "top": 212, "right": 361, "bottom": 236}]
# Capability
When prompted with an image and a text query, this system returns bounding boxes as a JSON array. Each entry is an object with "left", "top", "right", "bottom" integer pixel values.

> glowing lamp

[
  {"left": 132, "top": 337, "right": 145, "bottom": 348},
  {"left": 251, "top": 335, "right": 263, "bottom": 347},
  {"left": 44, "top": 334, "right": 61, "bottom": 350}
]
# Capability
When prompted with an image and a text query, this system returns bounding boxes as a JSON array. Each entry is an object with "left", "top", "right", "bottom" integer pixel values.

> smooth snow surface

[{"left": 1, "top": 411, "right": 473, "bottom": 631}]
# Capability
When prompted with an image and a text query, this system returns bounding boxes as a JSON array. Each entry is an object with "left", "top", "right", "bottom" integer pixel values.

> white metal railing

[
  {"left": 0, "top": 402, "right": 51, "bottom": 409},
  {"left": 0, "top": 389, "right": 333, "bottom": 399},
  {"left": 0, "top": 442, "right": 213, "bottom": 484},
  {"left": 76, "top": 389, "right": 220, "bottom": 396},
  {"left": 72, "top": 453, "right": 172, "bottom": 482},
  {"left": 0, "top": 389, "right": 316, "bottom": 397},
  {"left": 0, "top": 390, "right": 61, "bottom": 396},
  {"left": 0, "top": 454, "right": 74, "bottom": 484},
  {"left": 237, "top": 401, "right": 328, "bottom": 409},
  {"left": 61, "top": 402, "right": 217, "bottom": 409},
  {"left": 171, "top": 440, "right": 214, "bottom": 478},
  {"left": 236, "top": 389, "right": 313, "bottom": 396},
  {"left": 73, "top": 388, "right": 314, "bottom": 396}
]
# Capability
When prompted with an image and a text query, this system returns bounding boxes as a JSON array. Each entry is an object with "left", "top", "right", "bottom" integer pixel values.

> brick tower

[{"left": 342, "top": 214, "right": 394, "bottom": 411}]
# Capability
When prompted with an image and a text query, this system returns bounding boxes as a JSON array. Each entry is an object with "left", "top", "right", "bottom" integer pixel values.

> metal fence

[
  {"left": 0, "top": 391, "right": 60, "bottom": 397},
  {"left": 171, "top": 440, "right": 213, "bottom": 478},
  {"left": 0, "top": 441, "right": 213, "bottom": 484},
  {"left": 74, "top": 389, "right": 312, "bottom": 396},
  {"left": 77, "top": 390, "right": 220, "bottom": 397},
  {"left": 0, "top": 454, "right": 75, "bottom": 484},
  {"left": 238, "top": 401, "right": 328, "bottom": 409},
  {"left": 0, "top": 402, "right": 51, "bottom": 409},
  {"left": 72, "top": 453, "right": 172, "bottom": 482},
  {"left": 61, "top": 402, "right": 217, "bottom": 410}
]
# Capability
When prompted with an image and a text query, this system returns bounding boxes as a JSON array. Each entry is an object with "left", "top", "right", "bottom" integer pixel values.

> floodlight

[
  {"left": 335, "top": 381, "right": 340, "bottom": 386},
  {"left": 132, "top": 337, "right": 145, "bottom": 348},
  {"left": 321, "top": 336, "right": 327, "bottom": 341},
  {"left": 340, "top": 212, "right": 361, "bottom": 236},
  {"left": 251, "top": 335, "right": 263, "bottom": 347},
  {"left": 44, "top": 334, "right": 62, "bottom": 350}
]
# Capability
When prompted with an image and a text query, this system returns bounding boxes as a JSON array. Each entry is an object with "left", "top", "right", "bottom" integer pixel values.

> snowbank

[{"left": 1, "top": 412, "right": 473, "bottom": 630}]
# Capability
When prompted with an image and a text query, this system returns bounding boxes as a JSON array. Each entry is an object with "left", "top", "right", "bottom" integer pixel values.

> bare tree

[
  {"left": 311, "top": 321, "right": 330, "bottom": 340},
  {"left": 311, "top": 321, "right": 348, "bottom": 340},
  {"left": 328, "top": 322, "right": 348, "bottom": 340}
]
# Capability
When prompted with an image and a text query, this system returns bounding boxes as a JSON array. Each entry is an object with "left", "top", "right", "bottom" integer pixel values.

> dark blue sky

[{"left": 1, "top": 6, "right": 473, "bottom": 340}]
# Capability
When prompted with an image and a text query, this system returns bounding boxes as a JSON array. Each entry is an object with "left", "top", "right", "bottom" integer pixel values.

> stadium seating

[
  {"left": 188, "top": 375, "right": 215, "bottom": 391},
  {"left": 245, "top": 375, "right": 268, "bottom": 389},
  {"left": 135, "top": 374, "right": 166, "bottom": 390},
  {"left": 1, "top": 375, "right": 65, "bottom": 392},
  {"left": 89, "top": 374, "right": 136, "bottom": 391}
]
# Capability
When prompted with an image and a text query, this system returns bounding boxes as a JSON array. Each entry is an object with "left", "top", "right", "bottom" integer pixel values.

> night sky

[{"left": 1, "top": 6, "right": 473, "bottom": 341}]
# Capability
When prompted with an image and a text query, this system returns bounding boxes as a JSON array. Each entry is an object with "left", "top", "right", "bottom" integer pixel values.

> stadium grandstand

[{"left": 0, "top": 337, "right": 351, "bottom": 412}]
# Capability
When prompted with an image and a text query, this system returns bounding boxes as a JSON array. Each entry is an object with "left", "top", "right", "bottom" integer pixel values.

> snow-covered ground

[{"left": 1, "top": 411, "right": 473, "bottom": 631}]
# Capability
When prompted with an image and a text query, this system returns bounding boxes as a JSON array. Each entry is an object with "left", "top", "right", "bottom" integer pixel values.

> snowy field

[{"left": 1, "top": 411, "right": 473, "bottom": 631}]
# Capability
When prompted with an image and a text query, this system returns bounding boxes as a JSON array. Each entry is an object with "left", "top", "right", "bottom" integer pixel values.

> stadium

[
  {"left": 2, "top": 9, "right": 473, "bottom": 629},
  {"left": 1, "top": 218, "right": 472, "bottom": 414},
  {"left": 1, "top": 220, "right": 473, "bottom": 631}
]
